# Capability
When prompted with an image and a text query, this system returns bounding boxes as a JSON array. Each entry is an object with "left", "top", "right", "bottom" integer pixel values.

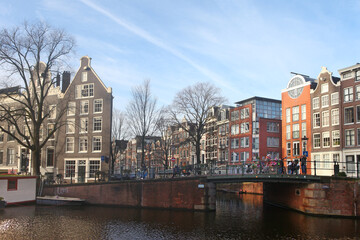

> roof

[
  {"left": 0, "top": 86, "right": 20, "bottom": 95},
  {"left": 235, "top": 96, "right": 281, "bottom": 105}
]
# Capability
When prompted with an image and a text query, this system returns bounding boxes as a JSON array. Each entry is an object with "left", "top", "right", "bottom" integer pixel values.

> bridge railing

[{"left": 154, "top": 159, "right": 360, "bottom": 179}]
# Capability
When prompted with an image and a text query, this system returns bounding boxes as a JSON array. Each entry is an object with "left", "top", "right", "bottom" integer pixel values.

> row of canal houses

[
  {"left": 124, "top": 64, "right": 360, "bottom": 178},
  {"left": 1, "top": 56, "right": 360, "bottom": 183}
]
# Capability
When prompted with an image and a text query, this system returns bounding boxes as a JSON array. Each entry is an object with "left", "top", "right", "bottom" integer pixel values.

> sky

[{"left": 1, "top": 0, "right": 360, "bottom": 110}]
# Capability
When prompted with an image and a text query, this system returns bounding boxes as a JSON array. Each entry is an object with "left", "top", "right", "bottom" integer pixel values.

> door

[{"left": 78, "top": 160, "right": 86, "bottom": 183}]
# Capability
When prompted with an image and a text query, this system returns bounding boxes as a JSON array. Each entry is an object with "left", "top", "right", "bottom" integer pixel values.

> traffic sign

[
  {"left": 303, "top": 151, "right": 308, "bottom": 157},
  {"left": 171, "top": 157, "right": 175, "bottom": 162}
]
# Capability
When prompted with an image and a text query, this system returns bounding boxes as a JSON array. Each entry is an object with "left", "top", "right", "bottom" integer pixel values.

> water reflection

[{"left": 0, "top": 193, "right": 359, "bottom": 239}]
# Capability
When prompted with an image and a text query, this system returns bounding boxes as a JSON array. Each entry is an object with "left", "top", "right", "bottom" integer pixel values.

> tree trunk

[{"left": 31, "top": 148, "right": 41, "bottom": 177}]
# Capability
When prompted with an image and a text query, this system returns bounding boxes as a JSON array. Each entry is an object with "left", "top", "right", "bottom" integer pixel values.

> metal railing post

[{"left": 314, "top": 161, "right": 317, "bottom": 176}]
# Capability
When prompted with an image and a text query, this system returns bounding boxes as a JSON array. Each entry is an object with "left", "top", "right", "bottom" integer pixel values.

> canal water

[{"left": 0, "top": 193, "right": 359, "bottom": 240}]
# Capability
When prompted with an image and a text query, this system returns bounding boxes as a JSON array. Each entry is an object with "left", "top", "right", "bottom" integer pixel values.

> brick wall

[{"left": 42, "top": 177, "right": 216, "bottom": 211}]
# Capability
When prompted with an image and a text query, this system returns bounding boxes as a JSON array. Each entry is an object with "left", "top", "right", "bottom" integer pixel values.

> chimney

[
  {"left": 56, "top": 73, "right": 60, "bottom": 87},
  {"left": 62, "top": 71, "right": 71, "bottom": 93}
]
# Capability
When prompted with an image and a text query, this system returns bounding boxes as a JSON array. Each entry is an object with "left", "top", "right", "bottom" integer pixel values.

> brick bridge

[{"left": 42, "top": 175, "right": 360, "bottom": 217}]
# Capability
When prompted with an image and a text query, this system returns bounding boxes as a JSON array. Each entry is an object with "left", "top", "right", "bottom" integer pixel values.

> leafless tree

[
  {"left": 155, "top": 109, "right": 173, "bottom": 169},
  {"left": 0, "top": 21, "right": 75, "bottom": 176},
  {"left": 112, "top": 108, "right": 128, "bottom": 141},
  {"left": 126, "top": 79, "right": 161, "bottom": 167},
  {"left": 170, "top": 82, "right": 226, "bottom": 168}
]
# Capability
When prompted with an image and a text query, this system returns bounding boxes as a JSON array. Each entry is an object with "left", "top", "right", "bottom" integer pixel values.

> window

[
  {"left": 333, "top": 153, "right": 340, "bottom": 163},
  {"left": 66, "top": 119, "right": 75, "bottom": 134},
  {"left": 46, "top": 148, "right": 54, "bottom": 167},
  {"left": 332, "top": 130, "right": 340, "bottom": 147},
  {"left": 23, "top": 126, "right": 30, "bottom": 141},
  {"left": 313, "top": 98, "right": 320, "bottom": 109},
  {"left": 94, "top": 99, "right": 103, "bottom": 113},
  {"left": 93, "top": 117, "right": 102, "bottom": 132},
  {"left": 240, "top": 108, "right": 249, "bottom": 119},
  {"left": 252, "top": 137, "right": 259, "bottom": 149},
  {"left": 89, "top": 160, "right": 100, "bottom": 178},
  {"left": 231, "top": 124, "right": 239, "bottom": 135},
  {"left": 321, "top": 95, "right": 329, "bottom": 108},
  {"left": 7, "top": 126, "right": 15, "bottom": 141},
  {"left": 356, "top": 85, "right": 360, "bottom": 101},
  {"left": 93, "top": 137, "right": 102, "bottom": 152},
  {"left": 79, "top": 137, "right": 88, "bottom": 152},
  {"left": 343, "top": 72, "right": 352, "bottom": 79},
  {"left": 344, "top": 87, "right": 353, "bottom": 102},
  {"left": 47, "top": 123, "right": 55, "bottom": 139},
  {"left": 80, "top": 100, "right": 89, "bottom": 115},
  {"left": 301, "top": 122, "right": 306, "bottom": 138},
  {"left": 346, "top": 155, "right": 355, "bottom": 173},
  {"left": 80, "top": 118, "right": 88, "bottom": 133},
  {"left": 357, "top": 71, "right": 360, "bottom": 81},
  {"left": 331, "top": 92, "right": 339, "bottom": 105},
  {"left": 286, "top": 125, "right": 290, "bottom": 140},
  {"left": 240, "top": 152, "right": 249, "bottom": 162},
  {"left": 48, "top": 105, "right": 56, "bottom": 119},
  {"left": 0, "top": 129, "right": 3, "bottom": 142},
  {"left": 345, "top": 107, "right": 354, "bottom": 124},
  {"left": 322, "top": 111, "right": 329, "bottom": 127},
  {"left": 66, "top": 137, "right": 74, "bottom": 152},
  {"left": 65, "top": 160, "right": 75, "bottom": 178},
  {"left": 302, "top": 140, "right": 307, "bottom": 153},
  {"left": 7, "top": 148, "right": 15, "bottom": 165},
  {"left": 321, "top": 83, "right": 328, "bottom": 93},
  {"left": 357, "top": 106, "right": 360, "bottom": 123},
  {"left": 231, "top": 152, "right": 239, "bottom": 162},
  {"left": 301, "top": 105, "right": 306, "bottom": 120},
  {"left": 67, "top": 102, "right": 76, "bottom": 116},
  {"left": 286, "top": 108, "right": 290, "bottom": 123},
  {"left": 267, "top": 122, "right": 279, "bottom": 132},
  {"left": 0, "top": 151, "right": 3, "bottom": 164},
  {"left": 76, "top": 83, "right": 94, "bottom": 98},
  {"left": 240, "top": 122, "right": 249, "bottom": 133},
  {"left": 267, "top": 137, "right": 279, "bottom": 147},
  {"left": 293, "top": 142, "right": 300, "bottom": 156},
  {"left": 286, "top": 142, "right": 291, "bottom": 156},
  {"left": 314, "top": 133, "right": 321, "bottom": 148},
  {"left": 313, "top": 113, "right": 320, "bottom": 128},
  {"left": 292, "top": 124, "right": 299, "bottom": 139},
  {"left": 345, "top": 129, "right": 355, "bottom": 147},
  {"left": 7, "top": 179, "right": 17, "bottom": 190},
  {"left": 314, "top": 154, "right": 321, "bottom": 169},
  {"left": 231, "top": 139, "right": 239, "bottom": 149},
  {"left": 231, "top": 111, "right": 239, "bottom": 121},
  {"left": 332, "top": 109, "right": 339, "bottom": 125},
  {"left": 323, "top": 154, "right": 331, "bottom": 169},
  {"left": 323, "top": 132, "right": 330, "bottom": 147},
  {"left": 240, "top": 137, "right": 249, "bottom": 148},
  {"left": 82, "top": 71, "right": 88, "bottom": 82},
  {"left": 292, "top": 106, "right": 299, "bottom": 121}
]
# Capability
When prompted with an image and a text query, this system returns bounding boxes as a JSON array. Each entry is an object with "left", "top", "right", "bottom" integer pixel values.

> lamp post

[{"left": 301, "top": 136, "right": 309, "bottom": 175}]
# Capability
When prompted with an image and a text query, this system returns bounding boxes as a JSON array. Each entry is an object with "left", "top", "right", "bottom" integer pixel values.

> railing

[{"left": 42, "top": 160, "right": 360, "bottom": 185}]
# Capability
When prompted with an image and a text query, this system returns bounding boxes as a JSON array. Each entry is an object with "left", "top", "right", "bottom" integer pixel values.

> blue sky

[{"left": 1, "top": 0, "right": 360, "bottom": 110}]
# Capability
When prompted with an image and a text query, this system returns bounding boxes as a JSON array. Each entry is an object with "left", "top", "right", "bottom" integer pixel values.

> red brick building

[
  {"left": 281, "top": 74, "right": 315, "bottom": 173},
  {"left": 229, "top": 97, "right": 282, "bottom": 165}
]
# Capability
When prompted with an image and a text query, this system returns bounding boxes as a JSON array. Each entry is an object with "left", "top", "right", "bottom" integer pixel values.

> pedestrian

[
  {"left": 278, "top": 158, "right": 284, "bottom": 174},
  {"left": 294, "top": 159, "right": 299, "bottom": 175},
  {"left": 301, "top": 156, "right": 307, "bottom": 175},
  {"left": 288, "top": 161, "right": 292, "bottom": 174}
]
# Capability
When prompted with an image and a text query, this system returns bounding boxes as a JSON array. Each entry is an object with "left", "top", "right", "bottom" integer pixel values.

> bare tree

[
  {"left": 112, "top": 108, "right": 128, "bottom": 141},
  {"left": 170, "top": 82, "right": 226, "bottom": 168},
  {"left": 156, "top": 109, "right": 173, "bottom": 169},
  {"left": 126, "top": 79, "right": 161, "bottom": 168},
  {"left": 0, "top": 21, "right": 75, "bottom": 176}
]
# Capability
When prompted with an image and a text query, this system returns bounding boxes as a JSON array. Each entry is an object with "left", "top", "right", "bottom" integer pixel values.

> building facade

[
  {"left": 229, "top": 97, "right": 282, "bottom": 165},
  {"left": 281, "top": 74, "right": 314, "bottom": 173},
  {"left": 0, "top": 56, "right": 113, "bottom": 183}
]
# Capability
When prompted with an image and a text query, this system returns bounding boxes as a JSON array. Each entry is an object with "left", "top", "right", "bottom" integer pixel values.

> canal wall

[
  {"left": 217, "top": 182, "right": 263, "bottom": 194},
  {"left": 263, "top": 178, "right": 360, "bottom": 217},
  {"left": 42, "top": 177, "right": 216, "bottom": 211}
]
